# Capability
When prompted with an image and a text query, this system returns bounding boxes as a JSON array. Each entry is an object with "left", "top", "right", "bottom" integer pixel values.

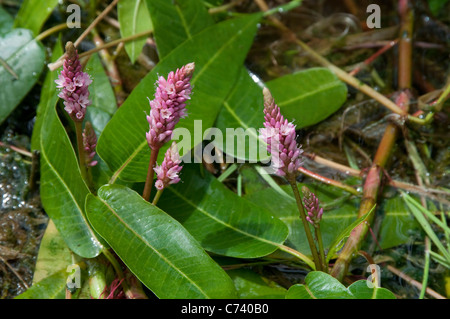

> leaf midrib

[
  {"left": 110, "top": 16, "right": 259, "bottom": 182},
  {"left": 168, "top": 186, "right": 281, "bottom": 248},
  {"left": 97, "top": 196, "right": 210, "bottom": 298},
  {"left": 40, "top": 147, "right": 101, "bottom": 250},
  {"left": 277, "top": 81, "right": 341, "bottom": 107}
]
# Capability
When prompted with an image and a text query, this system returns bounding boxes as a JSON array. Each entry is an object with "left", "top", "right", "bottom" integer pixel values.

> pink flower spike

[
  {"left": 260, "top": 87, "right": 304, "bottom": 177},
  {"left": 302, "top": 186, "right": 323, "bottom": 226},
  {"left": 154, "top": 142, "right": 183, "bottom": 191},
  {"left": 55, "top": 42, "right": 92, "bottom": 122},
  {"left": 146, "top": 62, "right": 195, "bottom": 150},
  {"left": 82, "top": 122, "right": 98, "bottom": 168}
]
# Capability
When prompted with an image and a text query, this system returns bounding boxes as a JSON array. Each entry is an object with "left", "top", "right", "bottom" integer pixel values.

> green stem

[
  {"left": 277, "top": 244, "right": 316, "bottom": 270},
  {"left": 287, "top": 177, "right": 322, "bottom": 271},
  {"left": 75, "top": 121, "right": 87, "bottom": 182},
  {"left": 142, "top": 147, "right": 160, "bottom": 202},
  {"left": 315, "top": 225, "right": 327, "bottom": 273},
  {"left": 35, "top": 23, "right": 67, "bottom": 42},
  {"left": 419, "top": 237, "right": 431, "bottom": 299},
  {"left": 152, "top": 189, "right": 164, "bottom": 205}
]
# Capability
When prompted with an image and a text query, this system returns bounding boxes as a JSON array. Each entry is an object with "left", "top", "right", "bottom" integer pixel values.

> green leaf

[
  {"left": 0, "top": 6, "right": 14, "bottom": 34},
  {"left": 0, "top": 28, "right": 45, "bottom": 125},
  {"left": 227, "top": 269, "right": 286, "bottom": 299},
  {"left": 40, "top": 98, "right": 103, "bottom": 258},
  {"left": 118, "top": 0, "right": 153, "bottom": 64},
  {"left": 245, "top": 183, "right": 359, "bottom": 257},
  {"left": 15, "top": 269, "right": 67, "bottom": 299},
  {"left": 85, "top": 53, "right": 117, "bottom": 119},
  {"left": 97, "top": 13, "right": 262, "bottom": 182},
  {"left": 286, "top": 271, "right": 395, "bottom": 299},
  {"left": 145, "top": 0, "right": 213, "bottom": 58},
  {"left": 214, "top": 68, "right": 269, "bottom": 162},
  {"left": 267, "top": 68, "right": 347, "bottom": 128},
  {"left": 31, "top": 37, "right": 62, "bottom": 151},
  {"left": 377, "top": 196, "right": 420, "bottom": 249},
  {"left": 214, "top": 67, "right": 347, "bottom": 162},
  {"left": 286, "top": 271, "right": 354, "bottom": 299},
  {"left": 32, "top": 220, "right": 72, "bottom": 285},
  {"left": 347, "top": 280, "right": 396, "bottom": 299},
  {"left": 13, "top": 0, "right": 59, "bottom": 36},
  {"left": 85, "top": 184, "right": 237, "bottom": 299},
  {"left": 157, "top": 164, "right": 289, "bottom": 258}
]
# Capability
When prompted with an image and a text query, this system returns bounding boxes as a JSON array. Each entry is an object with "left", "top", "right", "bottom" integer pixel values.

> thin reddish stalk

[
  {"left": 142, "top": 148, "right": 160, "bottom": 202},
  {"left": 330, "top": 0, "right": 414, "bottom": 281}
]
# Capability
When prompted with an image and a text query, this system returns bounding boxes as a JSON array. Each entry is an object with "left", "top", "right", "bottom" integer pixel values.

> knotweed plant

[
  {"left": 260, "top": 87, "right": 324, "bottom": 271},
  {"left": 143, "top": 63, "right": 195, "bottom": 202},
  {"left": 55, "top": 41, "right": 94, "bottom": 185}
]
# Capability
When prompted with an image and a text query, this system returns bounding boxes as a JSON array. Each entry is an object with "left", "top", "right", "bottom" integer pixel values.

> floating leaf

[
  {"left": 40, "top": 98, "right": 104, "bottom": 258},
  {"left": 31, "top": 37, "right": 62, "bottom": 150},
  {"left": 145, "top": 0, "right": 213, "bottom": 58},
  {"left": 267, "top": 68, "right": 347, "bottom": 128},
  {"left": 32, "top": 220, "right": 72, "bottom": 285},
  {"left": 0, "top": 28, "right": 45, "bottom": 125},
  {"left": 0, "top": 6, "right": 13, "bottom": 34},
  {"left": 97, "top": 13, "right": 261, "bottom": 182},
  {"left": 286, "top": 271, "right": 395, "bottom": 299},
  {"left": 347, "top": 280, "right": 396, "bottom": 299},
  {"left": 118, "top": 0, "right": 153, "bottom": 64},
  {"left": 13, "top": 0, "right": 59, "bottom": 36},
  {"left": 15, "top": 269, "right": 67, "bottom": 299},
  {"left": 214, "top": 68, "right": 268, "bottom": 162},
  {"left": 245, "top": 183, "right": 359, "bottom": 257},
  {"left": 86, "top": 184, "right": 237, "bottom": 299},
  {"left": 227, "top": 269, "right": 287, "bottom": 299},
  {"left": 157, "top": 164, "right": 289, "bottom": 258},
  {"left": 214, "top": 68, "right": 347, "bottom": 162}
]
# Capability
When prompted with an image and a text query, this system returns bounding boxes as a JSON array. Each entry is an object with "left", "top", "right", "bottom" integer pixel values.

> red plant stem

[
  {"left": 349, "top": 39, "right": 399, "bottom": 76},
  {"left": 330, "top": 0, "right": 414, "bottom": 281},
  {"left": 142, "top": 148, "right": 160, "bottom": 202},
  {"left": 297, "top": 166, "right": 360, "bottom": 196}
]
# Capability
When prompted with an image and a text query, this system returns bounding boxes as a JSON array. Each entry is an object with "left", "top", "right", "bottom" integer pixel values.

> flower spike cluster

[
  {"left": 55, "top": 42, "right": 92, "bottom": 122},
  {"left": 146, "top": 63, "right": 195, "bottom": 150},
  {"left": 82, "top": 122, "right": 98, "bottom": 167},
  {"left": 154, "top": 142, "right": 183, "bottom": 190},
  {"left": 302, "top": 186, "right": 324, "bottom": 226},
  {"left": 259, "top": 87, "right": 303, "bottom": 177}
]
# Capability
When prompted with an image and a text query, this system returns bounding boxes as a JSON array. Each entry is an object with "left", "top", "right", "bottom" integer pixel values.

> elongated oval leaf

[
  {"left": 157, "top": 164, "right": 289, "bottom": 258},
  {"left": 145, "top": 0, "right": 213, "bottom": 58},
  {"left": 13, "top": 0, "right": 59, "bottom": 36},
  {"left": 0, "top": 6, "right": 13, "bottom": 34},
  {"left": 0, "top": 28, "right": 45, "bottom": 125},
  {"left": 31, "top": 38, "right": 62, "bottom": 150},
  {"left": 97, "top": 13, "right": 261, "bottom": 182},
  {"left": 267, "top": 68, "right": 347, "bottom": 128},
  {"left": 286, "top": 271, "right": 354, "bottom": 299},
  {"left": 347, "top": 280, "right": 396, "bottom": 299},
  {"left": 32, "top": 220, "right": 72, "bottom": 285},
  {"left": 40, "top": 100, "right": 103, "bottom": 258},
  {"left": 214, "top": 68, "right": 268, "bottom": 162},
  {"left": 15, "top": 269, "right": 67, "bottom": 299},
  {"left": 245, "top": 183, "right": 359, "bottom": 257},
  {"left": 118, "top": 0, "right": 153, "bottom": 64},
  {"left": 85, "top": 184, "right": 237, "bottom": 299},
  {"left": 286, "top": 272, "right": 395, "bottom": 299},
  {"left": 214, "top": 67, "right": 347, "bottom": 162}
]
